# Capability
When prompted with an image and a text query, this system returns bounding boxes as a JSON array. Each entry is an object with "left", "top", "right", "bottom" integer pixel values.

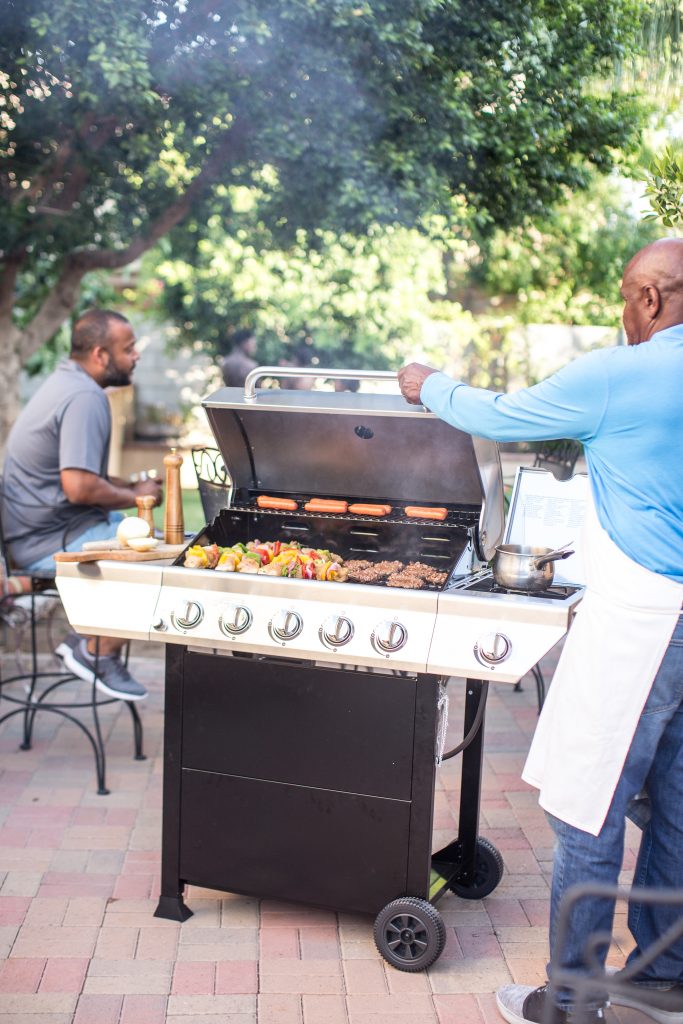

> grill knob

[
  {"left": 219, "top": 604, "right": 252, "bottom": 636},
  {"left": 320, "top": 615, "right": 354, "bottom": 648},
  {"left": 172, "top": 600, "right": 204, "bottom": 630},
  {"left": 474, "top": 632, "right": 511, "bottom": 665},
  {"left": 270, "top": 609, "right": 303, "bottom": 642},
  {"left": 372, "top": 620, "right": 408, "bottom": 654}
]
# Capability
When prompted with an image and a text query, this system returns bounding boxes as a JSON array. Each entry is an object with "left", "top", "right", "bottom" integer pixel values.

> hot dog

[
  {"left": 405, "top": 506, "right": 448, "bottom": 521},
  {"left": 304, "top": 499, "right": 349, "bottom": 514},
  {"left": 256, "top": 496, "right": 298, "bottom": 511},
  {"left": 348, "top": 503, "right": 393, "bottom": 516}
]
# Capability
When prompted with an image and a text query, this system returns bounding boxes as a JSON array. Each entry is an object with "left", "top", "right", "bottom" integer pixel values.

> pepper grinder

[
  {"left": 163, "top": 448, "right": 184, "bottom": 544},
  {"left": 135, "top": 494, "right": 156, "bottom": 536}
]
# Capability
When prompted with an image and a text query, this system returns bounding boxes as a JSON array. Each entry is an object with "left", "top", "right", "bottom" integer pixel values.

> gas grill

[{"left": 56, "top": 367, "right": 583, "bottom": 971}]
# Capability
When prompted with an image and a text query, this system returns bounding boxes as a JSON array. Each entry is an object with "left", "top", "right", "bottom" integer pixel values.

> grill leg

[
  {"left": 154, "top": 645, "right": 193, "bottom": 922},
  {"left": 454, "top": 679, "right": 486, "bottom": 885},
  {"left": 431, "top": 678, "right": 487, "bottom": 892}
]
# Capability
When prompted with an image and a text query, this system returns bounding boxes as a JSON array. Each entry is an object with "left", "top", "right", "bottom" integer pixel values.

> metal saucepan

[{"left": 492, "top": 543, "right": 574, "bottom": 593}]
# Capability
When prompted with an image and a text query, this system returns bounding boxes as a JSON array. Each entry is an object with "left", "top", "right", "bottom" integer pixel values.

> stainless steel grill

[
  {"left": 55, "top": 367, "right": 584, "bottom": 973},
  {"left": 57, "top": 366, "right": 580, "bottom": 681}
]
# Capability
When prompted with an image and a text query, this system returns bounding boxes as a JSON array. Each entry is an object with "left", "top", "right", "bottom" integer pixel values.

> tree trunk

[{"left": 0, "top": 325, "right": 27, "bottom": 458}]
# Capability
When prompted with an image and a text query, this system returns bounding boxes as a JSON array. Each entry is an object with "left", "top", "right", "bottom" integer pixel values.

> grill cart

[{"left": 56, "top": 368, "right": 582, "bottom": 971}]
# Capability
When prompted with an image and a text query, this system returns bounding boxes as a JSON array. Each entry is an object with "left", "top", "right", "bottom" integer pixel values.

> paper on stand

[{"left": 504, "top": 468, "right": 589, "bottom": 586}]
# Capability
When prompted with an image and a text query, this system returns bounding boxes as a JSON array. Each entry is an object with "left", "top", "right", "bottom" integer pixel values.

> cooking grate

[{"left": 228, "top": 503, "right": 480, "bottom": 530}]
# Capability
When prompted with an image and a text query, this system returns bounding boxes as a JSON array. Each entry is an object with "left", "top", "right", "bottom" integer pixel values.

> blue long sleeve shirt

[{"left": 420, "top": 325, "right": 683, "bottom": 584}]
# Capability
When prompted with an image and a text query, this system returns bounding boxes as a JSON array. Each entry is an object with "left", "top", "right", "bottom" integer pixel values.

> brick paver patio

[{"left": 0, "top": 636, "right": 646, "bottom": 1023}]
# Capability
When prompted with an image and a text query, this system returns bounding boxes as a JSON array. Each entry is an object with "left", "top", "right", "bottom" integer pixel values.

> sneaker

[
  {"left": 55, "top": 631, "right": 80, "bottom": 661},
  {"left": 62, "top": 640, "right": 148, "bottom": 702},
  {"left": 496, "top": 984, "right": 606, "bottom": 1024},
  {"left": 609, "top": 979, "right": 683, "bottom": 1024}
]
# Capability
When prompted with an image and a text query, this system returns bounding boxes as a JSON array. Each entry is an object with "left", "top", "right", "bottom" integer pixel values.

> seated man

[{"left": 1, "top": 309, "right": 162, "bottom": 702}]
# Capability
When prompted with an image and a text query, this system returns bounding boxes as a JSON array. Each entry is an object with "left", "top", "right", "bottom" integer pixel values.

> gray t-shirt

[{"left": 2, "top": 360, "right": 112, "bottom": 568}]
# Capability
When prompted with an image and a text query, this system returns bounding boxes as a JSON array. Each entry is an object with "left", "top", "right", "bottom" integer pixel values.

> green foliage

[
  {"left": 2, "top": 0, "right": 649, "bottom": 340},
  {"left": 643, "top": 146, "right": 683, "bottom": 225},
  {"left": 148, "top": 201, "right": 477, "bottom": 370},
  {"left": 450, "top": 174, "right": 664, "bottom": 326}
]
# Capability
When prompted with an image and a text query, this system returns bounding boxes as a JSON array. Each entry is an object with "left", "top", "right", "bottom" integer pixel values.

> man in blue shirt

[{"left": 399, "top": 239, "right": 683, "bottom": 1024}]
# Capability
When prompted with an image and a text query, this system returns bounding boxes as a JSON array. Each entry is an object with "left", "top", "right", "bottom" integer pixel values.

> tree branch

[
  {"left": 18, "top": 258, "right": 88, "bottom": 362},
  {"left": 16, "top": 122, "right": 246, "bottom": 359},
  {"left": 72, "top": 122, "right": 245, "bottom": 272}
]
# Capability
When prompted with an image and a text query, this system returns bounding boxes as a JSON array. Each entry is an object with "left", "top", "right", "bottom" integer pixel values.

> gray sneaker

[
  {"left": 55, "top": 631, "right": 80, "bottom": 661},
  {"left": 62, "top": 640, "right": 148, "bottom": 702}
]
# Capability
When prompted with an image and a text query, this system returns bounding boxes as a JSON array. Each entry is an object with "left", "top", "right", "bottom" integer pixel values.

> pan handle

[
  {"left": 535, "top": 550, "right": 575, "bottom": 570},
  {"left": 243, "top": 366, "right": 398, "bottom": 402}
]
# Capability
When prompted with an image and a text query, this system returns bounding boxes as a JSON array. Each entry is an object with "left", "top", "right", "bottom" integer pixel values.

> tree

[
  {"left": 1, "top": 0, "right": 646, "bottom": 443},
  {"left": 643, "top": 146, "right": 683, "bottom": 224},
  {"left": 150, "top": 190, "right": 479, "bottom": 371}
]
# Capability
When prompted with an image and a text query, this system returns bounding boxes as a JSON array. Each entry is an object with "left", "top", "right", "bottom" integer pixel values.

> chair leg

[
  {"left": 90, "top": 640, "right": 109, "bottom": 795},
  {"left": 532, "top": 664, "right": 546, "bottom": 714},
  {"left": 127, "top": 701, "right": 146, "bottom": 761},
  {"left": 19, "top": 592, "right": 40, "bottom": 750},
  {"left": 120, "top": 641, "right": 145, "bottom": 760}
]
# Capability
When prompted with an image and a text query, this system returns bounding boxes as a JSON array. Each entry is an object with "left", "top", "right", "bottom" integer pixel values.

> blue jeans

[
  {"left": 24, "top": 512, "right": 124, "bottom": 574},
  {"left": 547, "top": 612, "right": 683, "bottom": 1005}
]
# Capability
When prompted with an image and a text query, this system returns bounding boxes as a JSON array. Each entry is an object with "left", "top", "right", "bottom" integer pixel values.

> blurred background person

[
  {"left": 220, "top": 328, "right": 258, "bottom": 388},
  {"left": 278, "top": 338, "right": 316, "bottom": 390}
]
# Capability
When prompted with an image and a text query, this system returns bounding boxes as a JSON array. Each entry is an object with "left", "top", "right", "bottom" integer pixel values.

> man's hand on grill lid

[{"left": 398, "top": 362, "right": 437, "bottom": 405}]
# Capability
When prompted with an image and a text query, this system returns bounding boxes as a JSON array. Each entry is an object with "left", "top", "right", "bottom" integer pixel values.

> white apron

[{"left": 522, "top": 495, "right": 683, "bottom": 836}]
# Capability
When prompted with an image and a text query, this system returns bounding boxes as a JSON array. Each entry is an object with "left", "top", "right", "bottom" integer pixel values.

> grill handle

[{"left": 243, "top": 366, "right": 399, "bottom": 402}]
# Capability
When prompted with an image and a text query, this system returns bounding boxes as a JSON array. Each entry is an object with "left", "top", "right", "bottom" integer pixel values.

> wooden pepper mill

[
  {"left": 163, "top": 448, "right": 185, "bottom": 544},
  {"left": 135, "top": 494, "right": 156, "bottom": 536}
]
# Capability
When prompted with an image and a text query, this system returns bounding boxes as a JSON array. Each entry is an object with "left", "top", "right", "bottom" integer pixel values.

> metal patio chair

[
  {"left": 191, "top": 446, "right": 232, "bottom": 523},
  {"left": 547, "top": 881, "right": 683, "bottom": 1024},
  {"left": 0, "top": 497, "right": 144, "bottom": 794}
]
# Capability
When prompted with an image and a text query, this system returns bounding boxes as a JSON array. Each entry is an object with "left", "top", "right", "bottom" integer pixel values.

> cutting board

[{"left": 54, "top": 543, "right": 186, "bottom": 564}]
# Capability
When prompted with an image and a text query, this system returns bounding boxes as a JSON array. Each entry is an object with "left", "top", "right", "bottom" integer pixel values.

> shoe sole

[
  {"left": 495, "top": 991, "right": 528, "bottom": 1024},
  {"left": 609, "top": 996, "right": 683, "bottom": 1024},
  {"left": 61, "top": 648, "right": 148, "bottom": 703},
  {"left": 55, "top": 642, "right": 73, "bottom": 660}
]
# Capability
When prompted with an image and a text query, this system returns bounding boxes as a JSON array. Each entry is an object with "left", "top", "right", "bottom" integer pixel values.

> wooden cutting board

[{"left": 54, "top": 543, "right": 186, "bottom": 564}]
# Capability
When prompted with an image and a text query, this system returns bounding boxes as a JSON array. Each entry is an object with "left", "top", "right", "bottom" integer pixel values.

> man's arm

[
  {"left": 399, "top": 354, "right": 608, "bottom": 443},
  {"left": 61, "top": 470, "right": 162, "bottom": 509}
]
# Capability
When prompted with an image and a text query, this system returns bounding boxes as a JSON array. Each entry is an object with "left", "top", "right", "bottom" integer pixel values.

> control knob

[
  {"left": 269, "top": 609, "right": 303, "bottom": 642},
  {"left": 171, "top": 600, "right": 204, "bottom": 630},
  {"left": 372, "top": 620, "right": 408, "bottom": 654},
  {"left": 474, "top": 632, "right": 511, "bottom": 665},
  {"left": 219, "top": 604, "right": 252, "bottom": 636},
  {"left": 320, "top": 614, "right": 354, "bottom": 648}
]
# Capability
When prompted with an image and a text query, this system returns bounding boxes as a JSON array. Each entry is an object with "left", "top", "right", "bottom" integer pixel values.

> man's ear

[
  {"left": 642, "top": 284, "right": 662, "bottom": 320},
  {"left": 92, "top": 344, "right": 110, "bottom": 366}
]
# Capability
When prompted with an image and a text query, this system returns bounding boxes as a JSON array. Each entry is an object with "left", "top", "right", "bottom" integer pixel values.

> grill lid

[{"left": 202, "top": 367, "right": 504, "bottom": 561}]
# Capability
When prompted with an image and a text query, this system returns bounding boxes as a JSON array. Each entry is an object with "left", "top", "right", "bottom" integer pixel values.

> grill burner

[{"left": 459, "top": 577, "right": 580, "bottom": 600}]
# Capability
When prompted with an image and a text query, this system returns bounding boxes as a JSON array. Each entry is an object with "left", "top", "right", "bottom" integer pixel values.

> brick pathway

[{"left": 0, "top": 640, "right": 646, "bottom": 1023}]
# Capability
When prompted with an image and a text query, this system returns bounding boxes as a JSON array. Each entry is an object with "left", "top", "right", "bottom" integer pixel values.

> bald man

[{"left": 399, "top": 240, "right": 683, "bottom": 1024}]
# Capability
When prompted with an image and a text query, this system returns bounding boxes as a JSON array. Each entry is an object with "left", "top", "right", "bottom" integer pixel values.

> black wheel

[
  {"left": 373, "top": 897, "right": 446, "bottom": 972},
  {"left": 449, "top": 836, "right": 504, "bottom": 899}
]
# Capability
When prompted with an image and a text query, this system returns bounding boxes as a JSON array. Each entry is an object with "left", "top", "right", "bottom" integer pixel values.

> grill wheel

[
  {"left": 373, "top": 897, "right": 446, "bottom": 972},
  {"left": 448, "top": 836, "right": 504, "bottom": 899}
]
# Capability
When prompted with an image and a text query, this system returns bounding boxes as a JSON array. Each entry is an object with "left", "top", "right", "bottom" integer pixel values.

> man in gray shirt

[{"left": 1, "top": 309, "right": 162, "bottom": 701}]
